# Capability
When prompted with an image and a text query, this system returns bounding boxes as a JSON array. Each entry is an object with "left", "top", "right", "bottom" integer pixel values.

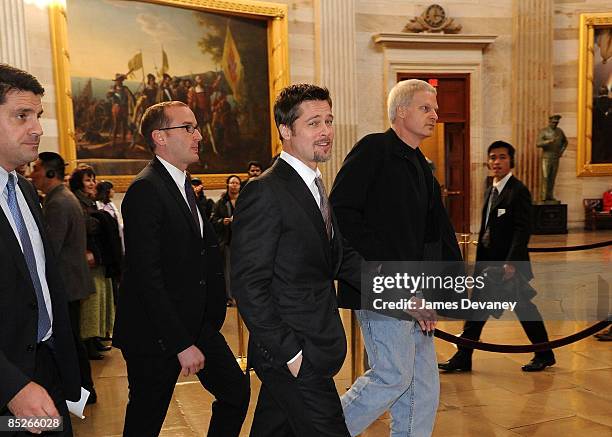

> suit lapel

[
  {"left": 1, "top": 178, "right": 42, "bottom": 299},
  {"left": 273, "top": 159, "right": 331, "bottom": 256},
  {"left": 151, "top": 158, "right": 201, "bottom": 238}
]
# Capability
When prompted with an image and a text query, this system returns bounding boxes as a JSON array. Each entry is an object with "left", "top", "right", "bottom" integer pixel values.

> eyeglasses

[{"left": 157, "top": 124, "right": 198, "bottom": 134}]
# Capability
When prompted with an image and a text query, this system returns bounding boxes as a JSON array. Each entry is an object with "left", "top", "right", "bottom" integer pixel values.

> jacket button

[
  {"left": 29, "top": 302, "right": 37, "bottom": 310},
  {"left": 27, "top": 344, "right": 35, "bottom": 352},
  {"left": 199, "top": 279, "right": 206, "bottom": 286},
  {"left": 201, "top": 249, "right": 206, "bottom": 256}
]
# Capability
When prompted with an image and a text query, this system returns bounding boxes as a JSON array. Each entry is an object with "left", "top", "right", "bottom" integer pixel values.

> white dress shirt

[
  {"left": 485, "top": 171, "right": 512, "bottom": 227},
  {"left": 157, "top": 156, "right": 203, "bottom": 237},
  {"left": 0, "top": 167, "right": 53, "bottom": 340}
]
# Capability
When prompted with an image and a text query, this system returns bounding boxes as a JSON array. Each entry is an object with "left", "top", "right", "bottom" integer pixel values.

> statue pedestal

[{"left": 531, "top": 203, "right": 568, "bottom": 234}]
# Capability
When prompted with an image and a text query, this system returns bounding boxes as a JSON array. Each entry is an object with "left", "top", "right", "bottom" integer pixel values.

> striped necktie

[{"left": 314, "top": 177, "right": 332, "bottom": 240}]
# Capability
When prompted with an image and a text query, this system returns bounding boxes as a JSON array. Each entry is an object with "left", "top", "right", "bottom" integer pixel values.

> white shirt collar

[
  {"left": 279, "top": 151, "right": 322, "bottom": 187},
  {"left": 156, "top": 155, "right": 187, "bottom": 188},
  {"left": 0, "top": 166, "right": 18, "bottom": 196},
  {"left": 493, "top": 171, "right": 512, "bottom": 194}
]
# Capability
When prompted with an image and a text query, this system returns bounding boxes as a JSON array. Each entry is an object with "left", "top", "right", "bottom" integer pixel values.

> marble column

[
  {"left": 0, "top": 0, "right": 29, "bottom": 69},
  {"left": 511, "top": 0, "right": 553, "bottom": 200},
  {"left": 314, "top": 0, "right": 358, "bottom": 189}
]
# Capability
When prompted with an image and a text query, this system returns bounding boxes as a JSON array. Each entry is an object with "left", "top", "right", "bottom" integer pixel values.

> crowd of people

[{"left": 0, "top": 62, "right": 609, "bottom": 437}]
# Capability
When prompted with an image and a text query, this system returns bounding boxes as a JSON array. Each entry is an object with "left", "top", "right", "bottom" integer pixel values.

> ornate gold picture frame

[
  {"left": 577, "top": 13, "right": 612, "bottom": 177},
  {"left": 50, "top": 0, "right": 289, "bottom": 190}
]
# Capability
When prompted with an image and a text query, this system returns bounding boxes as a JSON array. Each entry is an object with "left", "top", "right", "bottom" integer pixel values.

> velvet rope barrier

[
  {"left": 434, "top": 319, "right": 611, "bottom": 353},
  {"left": 528, "top": 239, "right": 612, "bottom": 253}
]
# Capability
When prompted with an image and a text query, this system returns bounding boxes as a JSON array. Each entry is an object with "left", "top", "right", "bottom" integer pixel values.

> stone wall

[{"left": 5, "top": 0, "right": 612, "bottom": 228}]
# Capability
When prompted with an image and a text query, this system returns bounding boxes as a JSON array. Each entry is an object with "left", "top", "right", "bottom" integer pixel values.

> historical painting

[
  {"left": 577, "top": 13, "right": 612, "bottom": 176},
  {"left": 50, "top": 0, "right": 288, "bottom": 189}
]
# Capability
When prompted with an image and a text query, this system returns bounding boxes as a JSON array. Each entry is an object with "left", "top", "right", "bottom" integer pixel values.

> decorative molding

[
  {"left": 146, "top": 0, "right": 286, "bottom": 18},
  {"left": 0, "top": 0, "right": 29, "bottom": 69},
  {"left": 373, "top": 33, "right": 497, "bottom": 50}
]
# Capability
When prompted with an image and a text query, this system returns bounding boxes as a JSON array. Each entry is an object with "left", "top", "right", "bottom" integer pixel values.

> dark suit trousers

[
  {"left": 68, "top": 301, "right": 93, "bottom": 391},
  {"left": 250, "top": 358, "right": 350, "bottom": 437},
  {"left": 122, "top": 331, "right": 249, "bottom": 437},
  {"left": 458, "top": 300, "right": 555, "bottom": 360},
  {"left": 4, "top": 342, "right": 74, "bottom": 437}
]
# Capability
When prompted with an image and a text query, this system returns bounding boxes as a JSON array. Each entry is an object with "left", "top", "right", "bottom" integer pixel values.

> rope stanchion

[
  {"left": 528, "top": 239, "right": 612, "bottom": 253},
  {"left": 434, "top": 319, "right": 611, "bottom": 353}
]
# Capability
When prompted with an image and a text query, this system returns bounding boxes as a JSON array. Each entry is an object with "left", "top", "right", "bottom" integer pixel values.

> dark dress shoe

[
  {"left": 597, "top": 332, "right": 612, "bottom": 341},
  {"left": 86, "top": 339, "right": 105, "bottom": 360},
  {"left": 94, "top": 338, "right": 111, "bottom": 352},
  {"left": 521, "top": 356, "right": 556, "bottom": 372},
  {"left": 438, "top": 355, "right": 472, "bottom": 372}
]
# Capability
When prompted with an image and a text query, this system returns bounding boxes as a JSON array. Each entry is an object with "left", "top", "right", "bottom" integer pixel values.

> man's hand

[
  {"left": 287, "top": 353, "right": 303, "bottom": 378},
  {"left": 502, "top": 263, "right": 516, "bottom": 280},
  {"left": 405, "top": 297, "right": 437, "bottom": 334},
  {"left": 177, "top": 345, "right": 205, "bottom": 376},
  {"left": 7, "top": 382, "right": 59, "bottom": 434},
  {"left": 222, "top": 217, "right": 232, "bottom": 225}
]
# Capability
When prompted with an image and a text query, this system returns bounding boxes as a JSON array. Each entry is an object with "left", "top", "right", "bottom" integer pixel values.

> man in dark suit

[
  {"left": 113, "top": 101, "right": 249, "bottom": 437},
  {"left": 231, "top": 84, "right": 362, "bottom": 437},
  {"left": 438, "top": 140, "right": 556, "bottom": 372},
  {"left": 30, "top": 152, "right": 97, "bottom": 403},
  {"left": 329, "top": 79, "right": 462, "bottom": 436},
  {"left": 0, "top": 64, "right": 80, "bottom": 435}
]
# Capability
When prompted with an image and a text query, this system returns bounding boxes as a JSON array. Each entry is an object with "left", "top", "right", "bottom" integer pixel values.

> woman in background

[
  {"left": 69, "top": 166, "right": 116, "bottom": 360},
  {"left": 211, "top": 174, "right": 241, "bottom": 305}
]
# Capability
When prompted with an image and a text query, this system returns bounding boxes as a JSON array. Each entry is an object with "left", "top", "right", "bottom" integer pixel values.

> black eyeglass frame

[{"left": 157, "top": 124, "right": 198, "bottom": 134}]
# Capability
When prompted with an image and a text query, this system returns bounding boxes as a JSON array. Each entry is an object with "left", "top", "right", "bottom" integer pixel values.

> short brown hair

[
  {"left": 140, "top": 101, "right": 187, "bottom": 152},
  {"left": 273, "top": 84, "right": 331, "bottom": 134}
]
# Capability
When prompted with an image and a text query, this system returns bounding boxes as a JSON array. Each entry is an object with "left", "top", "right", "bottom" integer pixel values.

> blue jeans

[{"left": 341, "top": 310, "right": 439, "bottom": 437}]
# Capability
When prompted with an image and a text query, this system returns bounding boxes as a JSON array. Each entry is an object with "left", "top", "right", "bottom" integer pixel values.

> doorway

[{"left": 397, "top": 73, "right": 471, "bottom": 233}]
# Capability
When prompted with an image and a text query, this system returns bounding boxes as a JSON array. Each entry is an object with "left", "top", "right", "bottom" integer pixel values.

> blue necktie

[{"left": 6, "top": 174, "right": 51, "bottom": 342}]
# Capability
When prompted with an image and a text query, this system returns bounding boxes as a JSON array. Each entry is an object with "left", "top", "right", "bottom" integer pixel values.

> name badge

[{"left": 497, "top": 209, "right": 506, "bottom": 217}]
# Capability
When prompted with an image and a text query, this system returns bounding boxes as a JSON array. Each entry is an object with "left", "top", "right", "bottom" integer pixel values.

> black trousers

[
  {"left": 67, "top": 300, "right": 94, "bottom": 390},
  {"left": 3, "top": 342, "right": 74, "bottom": 437},
  {"left": 122, "top": 331, "right": 249, "bottom": 437},
  {"left": 250, "top": 358, "right": 350, "bottom": 437},
  {"left": 458, "top": 299, "right": 555, "bottom": 360}
]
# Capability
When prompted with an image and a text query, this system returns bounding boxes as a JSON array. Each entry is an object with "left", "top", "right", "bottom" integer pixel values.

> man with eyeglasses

[
  {"left": 113, "top": 101, "right": 249, "bottom": 437},
  {"left": 330, "top": 79, "right": 462, "bottom": 436}
]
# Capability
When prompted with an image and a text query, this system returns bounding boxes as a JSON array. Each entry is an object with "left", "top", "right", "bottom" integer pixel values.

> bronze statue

[{"left": 536, "top": 114, "right": 568, "bottom": 203}]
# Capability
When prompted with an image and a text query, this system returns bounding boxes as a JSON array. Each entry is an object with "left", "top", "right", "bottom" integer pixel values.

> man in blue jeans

[{"left": 330, "top": 79, "right": 462, "bottom": 436}]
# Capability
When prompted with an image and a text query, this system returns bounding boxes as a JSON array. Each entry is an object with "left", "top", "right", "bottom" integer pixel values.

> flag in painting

[{"left": 222, "top": 24, "right": 243, "bottom": 99}]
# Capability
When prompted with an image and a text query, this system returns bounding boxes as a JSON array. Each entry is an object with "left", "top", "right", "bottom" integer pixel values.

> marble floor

[{"left": 74, "top": 231, "right": 612, "bottom": 436}]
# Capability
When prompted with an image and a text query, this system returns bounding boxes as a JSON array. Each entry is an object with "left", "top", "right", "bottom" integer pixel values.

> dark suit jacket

[
  {"left": 475, "top": 175, "right": 533, "bottom": 280},
  {"left": 231, "top": 158, "right": 362, "bottom": 378},
  {"left": 330, "top": 129, "right": 462, "bottom": 312},
  {"left": 43, "top": 184, "right": 95, "bottom": 302},
  {"left": 113, "top": 158, "right": 227, "bottom": 357},
  {"left": 0, "top": 175, "right": 80, "bottom": 409}
]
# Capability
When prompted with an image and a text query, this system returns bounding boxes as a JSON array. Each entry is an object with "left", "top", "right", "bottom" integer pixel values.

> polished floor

[{"left": 74, "top": 231, "right": 612, "bottom": 436}]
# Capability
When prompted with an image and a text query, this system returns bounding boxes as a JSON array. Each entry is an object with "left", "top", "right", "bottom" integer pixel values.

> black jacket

[
  {"left": 231, "top": 158, "right": 362, "bottom": 378},
  {"left": 330, "top": 129, "right": 462, "bottom": 313},
  {"left": 0, "top": 175, "right": 80, "bottom": 408},
  {"left": 475, "top": 175, "right": 533, "bottom": 280},
  {"left": 113, "top": 158, "right": 227, "bottom": 357},
  {"left": 211, "top": 194, "right": 235, "bottom": 247}
]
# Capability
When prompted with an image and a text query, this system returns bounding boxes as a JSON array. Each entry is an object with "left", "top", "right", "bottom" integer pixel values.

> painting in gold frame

[
  {"left": 577, "top": 12, "right": 612, "bottom": 177},
  {"left": 49, "top": 0, "right": 289, "bottom": 190}
]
